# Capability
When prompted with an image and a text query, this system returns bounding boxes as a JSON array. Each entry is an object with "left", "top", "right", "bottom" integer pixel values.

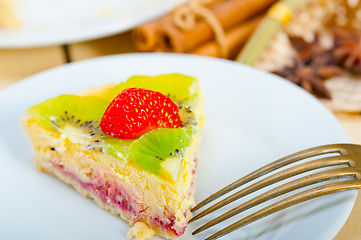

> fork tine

[
  {"left": 193, "top": 167, "right": 357, "bottom": 234},
  {"left": 189, "top": 155, "right": 349, "bottom": 222},
  {"left": 191, "top": 144, "right": 344, "bottom": 212},
  {"left": 204, "top": 179, "right": 361, "bottom": 240}
]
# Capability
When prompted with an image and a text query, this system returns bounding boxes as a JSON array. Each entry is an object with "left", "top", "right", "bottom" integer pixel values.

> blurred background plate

[{"left": 0, "top": 0, "right": 184, "bottom": 48}]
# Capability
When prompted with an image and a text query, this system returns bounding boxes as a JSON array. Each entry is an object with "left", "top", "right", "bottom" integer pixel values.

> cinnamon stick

[
  {"left": 158, "top": 0, "right": 278, "bottom": 53},
  {"left": 191, "top": 15, "right": 263, "bottom": 59},
  {"left": 132, "top": 0, "right": 223, "bottom": 52},
  {"left": 132, "top": 15, "right": 171, "bottom": 52}
]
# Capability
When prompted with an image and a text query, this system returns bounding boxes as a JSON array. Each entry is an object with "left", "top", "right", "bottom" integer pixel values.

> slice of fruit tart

[{"left": 21, "top": 74, "right": 204, "bottom": 240}]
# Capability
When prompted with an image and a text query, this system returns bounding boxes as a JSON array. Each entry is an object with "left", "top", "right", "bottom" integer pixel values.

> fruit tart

[{"left": 21, "top": 73, "right": 204, "bottom": 239}]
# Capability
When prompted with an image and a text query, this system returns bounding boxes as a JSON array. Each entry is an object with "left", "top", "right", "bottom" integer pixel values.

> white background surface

[
  {"left": 0, "top": 53, "right": 356, "bottom": 240},
  {"left": 0, "top": 0, "right": 184, "bottom": 48}
]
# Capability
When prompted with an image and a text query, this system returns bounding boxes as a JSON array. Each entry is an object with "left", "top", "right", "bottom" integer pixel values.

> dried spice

[
  {"left": 290, "top": 36, "right": 336, "bottom": 66},
  {"left": 333, "top": 27, "right": 361, "bottom": 73},
  {"left": 274, "top": 36, "right": 344, "bottom": 99},
  {"left": 274, "top": 58, "right": 343, "bottom": 99}
]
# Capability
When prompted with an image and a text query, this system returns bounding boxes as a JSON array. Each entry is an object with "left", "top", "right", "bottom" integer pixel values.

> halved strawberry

[{"left": 100, "top": 88, "right": 181, "bottom": 139}]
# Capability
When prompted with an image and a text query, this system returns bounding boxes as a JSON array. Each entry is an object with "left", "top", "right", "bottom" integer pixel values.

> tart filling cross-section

[{"left": 21, "top": 73, "right": 204, "bottom": 239}]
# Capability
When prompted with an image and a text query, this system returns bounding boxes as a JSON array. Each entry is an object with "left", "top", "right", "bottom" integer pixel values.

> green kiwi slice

[
  {"left": 100, "top": 137, "right": 133, "bottom": 160},
  {"left": 27, "top": 95, "right": 108, "bottom": 130},
  {"left": 27, "top": 94, "right": 133, "bottom": 156},
  {"left": 106, "top": 73, "right": 199, "bottom": 103},
  {"left": 129, "top": 128, "right": 193, "bottom": 181},
  {"left": 27, "top": 94, "right": 109, "bottom": 146}
]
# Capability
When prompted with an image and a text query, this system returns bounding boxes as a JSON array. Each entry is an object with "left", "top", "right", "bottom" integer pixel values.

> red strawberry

[{"left": 100, "top": 88, "right": 182, "bottom": 139}]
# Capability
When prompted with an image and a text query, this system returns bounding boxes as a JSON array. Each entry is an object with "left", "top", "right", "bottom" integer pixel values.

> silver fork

[{"left": 189, "top": 144, "right": 361, "bottom": 240}]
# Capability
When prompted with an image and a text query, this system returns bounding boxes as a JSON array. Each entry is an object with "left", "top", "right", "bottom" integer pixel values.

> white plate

[
  {"left": 0, "top": 0, "right": 184, "bottom": 48},
  {"left": 0, "top": 53, "right": 356, "bottom": 240}
]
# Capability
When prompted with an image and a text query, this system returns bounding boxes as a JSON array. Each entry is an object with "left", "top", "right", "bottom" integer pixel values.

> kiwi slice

[
  {"left": 27, "top": 95, "right": 107, "bottom": 130},
  {"left": 27, "top": 94, "right": 134, "bottom": 157},
  {"left": 129, "top": 128, "right": 193, "bottom": 181},
  {"left": 106, "top": 73, "right": 199, "bottom": 103},
  {"left": 101, "top": 137, "right": 133, "bottom": 160},
  {"left": 177, "top": 97, "right": 199, "bottom": 128},
  {"left": 27, "top": 95, "right": 108, "bottom": 145}
]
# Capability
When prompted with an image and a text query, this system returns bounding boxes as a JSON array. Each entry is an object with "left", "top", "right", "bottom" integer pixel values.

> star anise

[
  {"left": 273, "top": 35, "right": 344, "bottom": 99},
  {"left": 274, "top": 58, "right": 344, "bottom": 99},
  {"left": 333, "top": 27, "right": 361, "bottom": 73},
  {"left": 289, "top": 35, "right": 336, "bottom": 66}
]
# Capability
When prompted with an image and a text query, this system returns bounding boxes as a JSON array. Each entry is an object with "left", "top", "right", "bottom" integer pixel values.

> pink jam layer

[
  {"left": 152, "top": 215, "right": 180, "bottom": 235},
  {"left": 50, "top": 161, "right": 194, "bottom": 236},
  {"left": 52, "top": 162, "right": 139, "bottom": 220}
]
